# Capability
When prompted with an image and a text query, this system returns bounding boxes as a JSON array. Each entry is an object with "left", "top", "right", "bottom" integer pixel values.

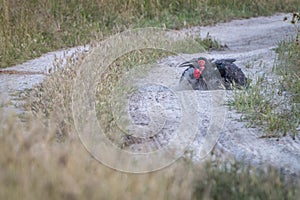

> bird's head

[{"left": 179, "top": 57, "right": 207, "bottom": 80}]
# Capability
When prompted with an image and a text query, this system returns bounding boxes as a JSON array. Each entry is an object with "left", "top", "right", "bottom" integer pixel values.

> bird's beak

[{"left": 178, "top": 61, "right": 193, "bottom": 68}]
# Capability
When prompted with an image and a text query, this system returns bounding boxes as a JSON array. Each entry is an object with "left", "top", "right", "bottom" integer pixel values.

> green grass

[
  {"left": 228, "top": 13, "right": 300, "bottom": 138},
  {"left": 228, "top": 74, "right": 299, "bottom": 138},
  {"left": 1, "top": 0, "right": 300, "bottom": 68},
  {"left": 195, "top": 33, "right": 226, "bottom": 51},
  {"left": 193, "top": 161, "right": 298, "bottom": 200},
  {"left": 276, "top": 13, "right": 300, "bottom": 105}
]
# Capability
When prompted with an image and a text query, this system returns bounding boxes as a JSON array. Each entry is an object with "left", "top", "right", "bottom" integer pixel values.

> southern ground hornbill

[{"left": 179, "top": 57, "right": 249, "bottom": 90}]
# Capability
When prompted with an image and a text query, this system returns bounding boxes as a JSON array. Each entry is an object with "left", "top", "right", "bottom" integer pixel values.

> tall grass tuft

[{"left": 228, "top": 74, "right": 299, "bottom": 138}]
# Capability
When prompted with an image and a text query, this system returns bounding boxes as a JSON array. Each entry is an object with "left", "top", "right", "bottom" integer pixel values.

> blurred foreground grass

[{"left": 1, "top": 111, "right": 299, "bottom": 199}]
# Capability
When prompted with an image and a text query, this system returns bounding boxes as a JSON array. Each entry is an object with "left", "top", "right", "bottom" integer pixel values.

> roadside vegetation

[
  {"left": 228, "top": 12, "right": 299, "bottom": 138},
  {"left": 1, "top": 0, "right": 300, "bottom": 68}
]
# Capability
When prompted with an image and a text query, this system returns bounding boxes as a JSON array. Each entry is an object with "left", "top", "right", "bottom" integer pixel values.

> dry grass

[
  {"left": 1, "top": 0, "right": 300, "bottom": 68},
  {"left": 0, "top": 111, "right": 298, "bottom": 199},
  {"left": 0, "top": 112, "right": 199, "bottom": 200}
]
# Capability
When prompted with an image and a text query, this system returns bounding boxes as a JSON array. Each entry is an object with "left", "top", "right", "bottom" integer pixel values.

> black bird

[
  {"left": 213, "top": 59, "right": 248, "bottom": 89},
  {"left": 178, "top": 57, "right": 208, "bottom": 90},
  {"left": 178, "top": 57, "right": 249, "bottom": 90}
]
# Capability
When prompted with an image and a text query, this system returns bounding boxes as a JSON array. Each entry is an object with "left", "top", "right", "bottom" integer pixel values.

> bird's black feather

[
  {"left": 214, "top": 59, "right": 248, "bottom": 89},
  {"left": 178, "top": 57, "right": 248, "bottom": 90}
]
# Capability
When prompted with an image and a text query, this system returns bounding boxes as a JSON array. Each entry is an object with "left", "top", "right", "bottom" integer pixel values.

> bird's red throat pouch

[{"left": 194, "top": 59, "right": 206, "bottom": 79}]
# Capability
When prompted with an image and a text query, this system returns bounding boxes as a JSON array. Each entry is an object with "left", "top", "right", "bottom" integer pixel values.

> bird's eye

[{"left": 198, "top": 59, "right": 206, "bottom": 66}]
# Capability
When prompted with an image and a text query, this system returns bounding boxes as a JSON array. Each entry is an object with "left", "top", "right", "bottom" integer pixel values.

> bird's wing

[{"left": 180, "top": 67, "right": 194, "bottom": 81}]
